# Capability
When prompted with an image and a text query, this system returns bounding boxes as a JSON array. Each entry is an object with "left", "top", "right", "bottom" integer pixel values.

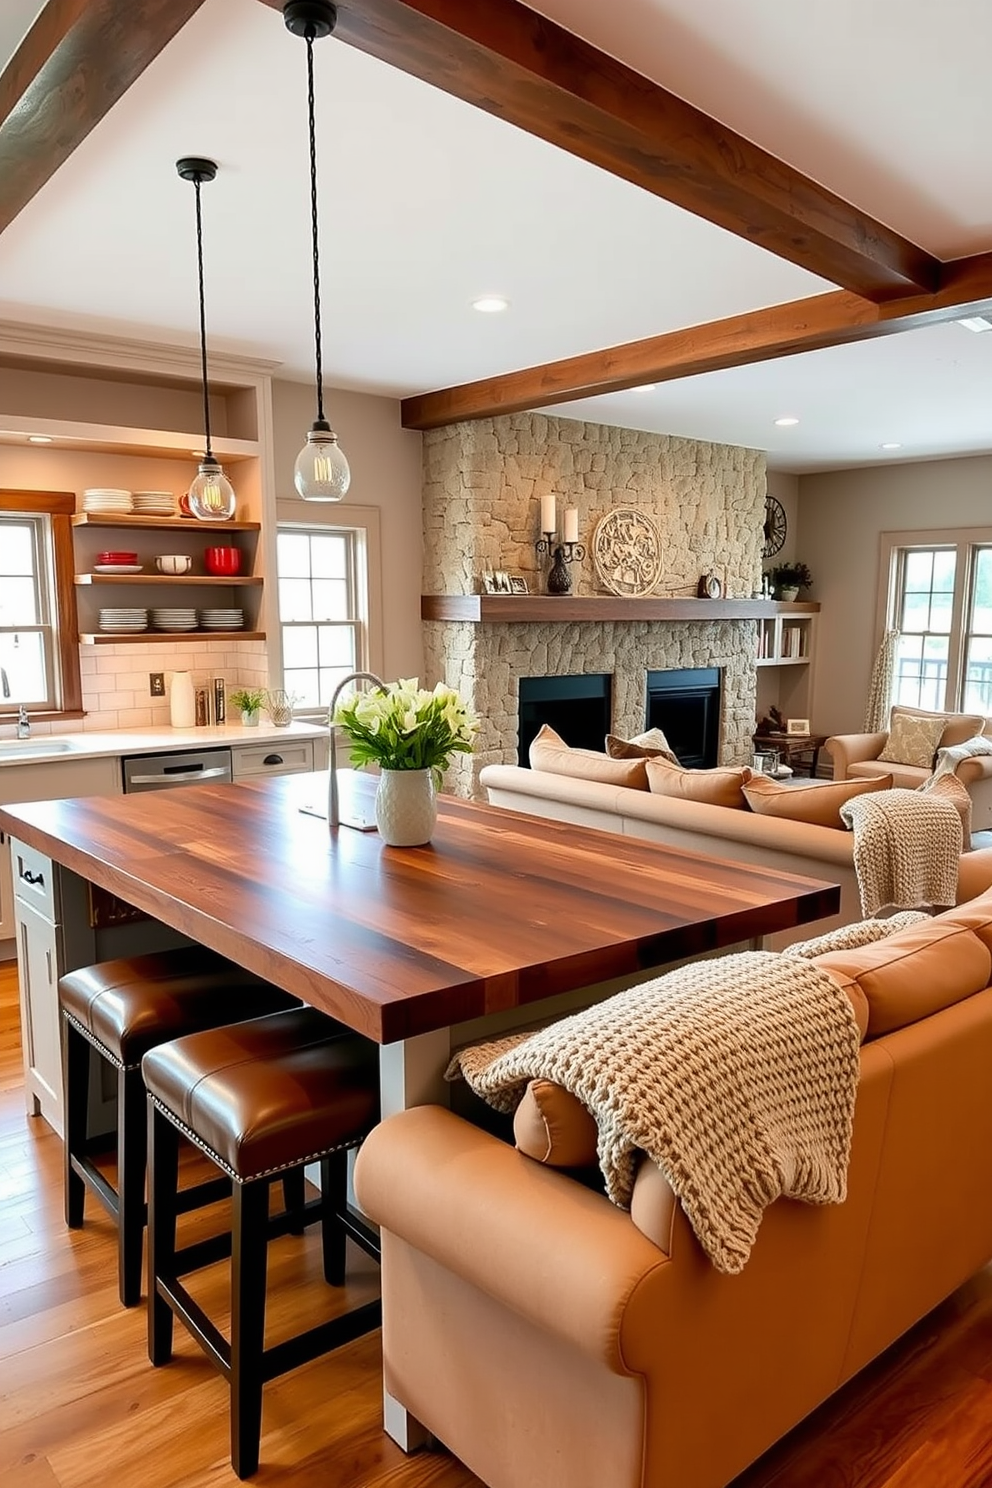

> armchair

[{"left": 827, "top": 704, "right": 992, "bottom": 829}]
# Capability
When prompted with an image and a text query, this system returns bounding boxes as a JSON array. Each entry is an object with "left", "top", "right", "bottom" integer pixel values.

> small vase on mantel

[{"left": 375, "top": 768, "right": 437, "bottom": 846}]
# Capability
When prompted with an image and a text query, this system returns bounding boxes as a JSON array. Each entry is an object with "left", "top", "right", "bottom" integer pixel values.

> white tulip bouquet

[{"left": 332, "top": 678, "right": 478, "bottom": 783}]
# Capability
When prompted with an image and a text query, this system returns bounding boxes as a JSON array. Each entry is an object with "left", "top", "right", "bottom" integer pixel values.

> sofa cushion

[
  {"left": 742, "top": 772, "right": 893, "bottom": 828},
  {"left": 814, "top": 921, "right": 992, "bottom": 1039},
  {"left": 513, "top": 1079, "right": 599, "bottom": 1166},
  {"left": 605, "top": 728, "right": 678, "bottom": 763},
  {"left": 849, "top": 759, "right": 929, "bottom": 790},
  {"left": 878, "top": 711, "right": 947, "bottom": 768},
  {"left": 529, "top": 724, "right": 649, "bottom": 789},
  {"left": 645, "top": 757, "right": 750, "bottom": 809}
]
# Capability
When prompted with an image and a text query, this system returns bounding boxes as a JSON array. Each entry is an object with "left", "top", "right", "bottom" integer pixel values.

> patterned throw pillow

[
  {"left": 605, "top": 728, "right": 678, "bottom": 763},
  {"left": 878, "top": 712, "right": 947, "bottom": 768}
]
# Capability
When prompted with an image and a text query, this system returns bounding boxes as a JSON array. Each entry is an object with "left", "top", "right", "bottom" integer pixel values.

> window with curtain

[
  {"left": 0, "top": 493, "right": 81, "bottom": 717},
  {"left": 883, "top": 529, "right": 992, "bottom": 716}
]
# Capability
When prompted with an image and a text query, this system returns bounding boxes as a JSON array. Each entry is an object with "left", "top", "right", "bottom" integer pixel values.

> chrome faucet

[{"left": 16, "top": 706, "right": 30, "bottom": 739}]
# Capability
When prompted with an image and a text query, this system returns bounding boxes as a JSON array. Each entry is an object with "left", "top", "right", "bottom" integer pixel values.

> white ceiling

[{"left": 1, "top": 0, "right": 991, "bottom": 473}]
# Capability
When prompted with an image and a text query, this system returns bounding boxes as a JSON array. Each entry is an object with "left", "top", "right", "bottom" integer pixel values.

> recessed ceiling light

[
  {"left": 774, "top": 416, "right": 799, "bottom": 427},
  {"left": 472, "top": 295, "right": 509, "bottom": 314},
  {"left": 27, "top": 434, "right": 53, "bottom": 444},
  {"left": 880, "top": 442, "right": 902, "bottom": 450},
  {"left": 631, "top": 384, "right": 656, "bottom": 393},
  {"left": 957, "top": 316, "right": 992, "bottom": 332}
]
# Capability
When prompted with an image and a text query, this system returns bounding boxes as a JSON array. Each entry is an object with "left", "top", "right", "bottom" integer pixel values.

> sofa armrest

[
  {"left": 826, "top": 731, "right": 888, "bottom": 780},
  {"left": 354, "top": 1104, "right": 669, "bottom": 1372},
  {"left": 955, "top": 756, "right": 992, "bottom": 786}
]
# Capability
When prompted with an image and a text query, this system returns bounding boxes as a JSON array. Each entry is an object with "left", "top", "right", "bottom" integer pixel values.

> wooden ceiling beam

[
  {"left": 400, "top": 251, "right": 992, "bottom": 429},
  {"left": 259, "top": 0, "right": 938, "bottom": 300},
  {"left": 0, "top": 0, "right": 207, "bottom": 238}
]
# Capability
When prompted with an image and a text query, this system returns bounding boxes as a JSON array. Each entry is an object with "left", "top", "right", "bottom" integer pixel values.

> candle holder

[{"left": 535, "top": 532, "right": 585, "bottom": 595}]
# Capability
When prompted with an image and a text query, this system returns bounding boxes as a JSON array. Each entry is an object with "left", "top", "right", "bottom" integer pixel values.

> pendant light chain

[
  {"left": 305, "top": 29, "right": 326, "bottom": 428},
  {"left": 192, "top": 174, "right": 214, "bottom": 459}
]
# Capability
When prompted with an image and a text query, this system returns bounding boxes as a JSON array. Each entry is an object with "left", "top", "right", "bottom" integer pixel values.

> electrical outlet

[{"left": 149, "top": 672, "right": 165, "bottom": 697}]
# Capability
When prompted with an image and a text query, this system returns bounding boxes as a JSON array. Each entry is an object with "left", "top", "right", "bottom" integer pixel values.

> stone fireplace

[{"left": 421, "top": 412, "right": 767, "bottom": 798}]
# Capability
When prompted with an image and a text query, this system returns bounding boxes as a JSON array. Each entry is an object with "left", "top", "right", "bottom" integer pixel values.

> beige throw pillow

[
  {"left": 605, "top": 728, "right": 679, "bottom": 763},
  {"left": 529, "top": 723, "right": 649, "bottom": 788},
  {"left": 878, "top": 711, "right": 947, "bottom": 769},
  {"left": 645, "top": 756, "right": 750, "bottom": 809},
  {"left": 887, "top": 705, "right": 985, "bottom": 752},
  {"left": 742, "top": 772, "right": 893, "bottom": 829}
]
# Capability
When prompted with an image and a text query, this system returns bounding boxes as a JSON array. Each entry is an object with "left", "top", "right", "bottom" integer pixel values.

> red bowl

[{"left": 204, "top": 546, "right": 241, "bottom": 575}]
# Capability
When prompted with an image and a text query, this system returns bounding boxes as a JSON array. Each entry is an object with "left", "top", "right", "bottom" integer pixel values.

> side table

[{"left": 752, "top": 732, "right": 828, "bottom": 778}]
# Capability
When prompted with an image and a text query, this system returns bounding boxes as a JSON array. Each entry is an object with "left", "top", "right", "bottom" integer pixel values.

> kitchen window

[
  {"left": 0, "top": 491, "right": 81, "bottom": 717},
  {"left": 274, "top": 504, "right": 381, "bottom": 711},
  {"left": 881, "top": 528, "right": 992, "bottom": 715}
]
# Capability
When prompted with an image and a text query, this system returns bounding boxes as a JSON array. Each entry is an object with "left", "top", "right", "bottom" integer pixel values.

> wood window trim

[{"left": 0, "top": 488, "right": 82, "bottom": 716}]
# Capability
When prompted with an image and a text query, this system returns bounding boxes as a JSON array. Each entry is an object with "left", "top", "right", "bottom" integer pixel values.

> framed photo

[
  {"left": 482, "top": 571, "right": 512, "bottom": 595},
  {"left": 508, "top": 575, "right": 529, "bottom": 594},
  {"left": 786, "top": 717, "right": 810, "bottom": 735}
]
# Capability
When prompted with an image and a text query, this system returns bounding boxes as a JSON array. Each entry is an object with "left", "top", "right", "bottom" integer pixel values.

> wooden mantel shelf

[{"left": 422, "top": 595, "right": 820, "bottom": 623}]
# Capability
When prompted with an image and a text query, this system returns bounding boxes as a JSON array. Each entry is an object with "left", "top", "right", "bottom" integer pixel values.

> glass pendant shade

[
  {"left": 295, "top": 421, "right": 351, "bottom": 501},
  {"left": 189, "top": 457, "right": 237, "bottom": 520}
]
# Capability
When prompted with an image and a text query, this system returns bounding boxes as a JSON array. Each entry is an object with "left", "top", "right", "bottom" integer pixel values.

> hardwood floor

[{"left": 3, "top": 958, "right": 992, "bottom": 1487}]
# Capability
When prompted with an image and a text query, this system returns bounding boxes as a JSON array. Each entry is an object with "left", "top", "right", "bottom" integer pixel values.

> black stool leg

[
  {"left": 147, "top": 1100, "right": 180, "bottom": 1366},
  {"left": 61, "top": 1014, "right": 89, "bottom": 1228},
  {"left": 320, "top": 1150, "right": 348, "bottom": 1286},
  {"left": 281, "top": 1166, "right": 306, "bottom": 1234},
  {"left": 231, "top": 1178, "right": 270, "bottom": 1480},
  {"left": 118, "top": 1065, "right": 147, "bottom": 1307}
]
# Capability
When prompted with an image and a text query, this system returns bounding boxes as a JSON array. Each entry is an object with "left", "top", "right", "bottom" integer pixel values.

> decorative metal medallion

[
  {"left": 592, "top": 507, "right": 664, "bottom": 597},
  {"left": 762, "top": 494, "right": 787, "bottom": 558}
]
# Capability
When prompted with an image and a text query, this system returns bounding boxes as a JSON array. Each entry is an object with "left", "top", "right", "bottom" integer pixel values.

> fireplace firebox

[
  {"left": 646, "top": 668, "right": 721, "bottom": 768},
  {"left": 518, "top": 674, "right": 612, "bottom": 764}
]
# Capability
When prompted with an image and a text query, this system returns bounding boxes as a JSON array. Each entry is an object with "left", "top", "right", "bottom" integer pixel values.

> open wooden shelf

[
  {"left": 75, "top": 574, "right": 262, "bottom": 586},
  {"left": 71, "top": 514, "right": 261, "bottom": 531},
  {"left": 422, "top": 595, "right": 819, "bottom": 623},
  {"left": 79, "top": 630, "right": 265, "bottom": 645}
]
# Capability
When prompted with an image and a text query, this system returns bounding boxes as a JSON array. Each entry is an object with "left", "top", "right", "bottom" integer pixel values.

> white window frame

[
  {"left": 270, "top": 500, "right": 383, "bottom": 715},
  {"left": 878, "top": 526, "right": 992, "bottom": 713},
  {"left": 0, "top": 490, "right": 82, "bottom": 720}
]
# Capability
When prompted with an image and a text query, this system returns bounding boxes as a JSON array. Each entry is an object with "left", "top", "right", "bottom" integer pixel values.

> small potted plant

[
  {"left": 229, "top": 686, "right": 267, "bottom": 726},
  {"left": 768, "top": 561, "right": 813, "bottom": 601}
]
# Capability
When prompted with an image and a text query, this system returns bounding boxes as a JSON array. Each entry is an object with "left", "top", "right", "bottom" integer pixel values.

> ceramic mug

[
  {"left": 204, "top": 546, "right": 241, "bottom": 575},
  {"left": 156, "top": 554, "right": 192, "bottom": 575}
]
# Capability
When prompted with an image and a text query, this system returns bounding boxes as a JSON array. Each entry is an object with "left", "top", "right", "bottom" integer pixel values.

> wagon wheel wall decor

[
  {"left": 592, "top": 507, "right": 664, "bottom": 597},
  {"left": 762, "top": 495, "right": 787, "bottom": 559}
]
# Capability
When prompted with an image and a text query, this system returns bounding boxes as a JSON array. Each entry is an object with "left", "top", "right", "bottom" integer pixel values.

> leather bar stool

[
  {"left": 142, "top": 1005, "right": 381, "bottom": 1480},
  {"left": 59, "top": 947, "right": 301, "bottom": 1307}
]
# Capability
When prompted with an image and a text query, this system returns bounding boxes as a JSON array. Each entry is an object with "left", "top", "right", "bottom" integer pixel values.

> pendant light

[
  {"left": 176, "top": 156, "right": 236, "bottom": 521},
  {"left": 284, "top": 0, "right": 351, "bottom": 501}
]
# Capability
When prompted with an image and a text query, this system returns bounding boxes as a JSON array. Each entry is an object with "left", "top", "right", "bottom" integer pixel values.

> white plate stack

[
  {"left": 83, "top": 488, "right": 133, "bottom": 514},
  {"left": 199, "top": 608, "right": 244, "bottom": 631},
  {"left": 99, "top": 607, "right": 148, "bottom": 633},
  {"left": 132, "top": 490, "right": 176, "bottom": 516},
  {"left": 151, "top": 608, "right": 197, "bottom": 632}
]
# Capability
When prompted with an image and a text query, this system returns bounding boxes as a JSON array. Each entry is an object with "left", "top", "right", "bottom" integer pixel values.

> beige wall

[
  {"left": 797, "top": 454, "right": 992, "bottom": 734},
  {"left": 765, "top": 470, "right": 799, "bottom": 567},
  {"left": 269, "top": 379, "right": 424, "bottom": 682}
]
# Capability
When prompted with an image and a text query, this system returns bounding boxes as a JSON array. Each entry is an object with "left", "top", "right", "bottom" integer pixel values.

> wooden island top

[{"left": 0, "top": 772, "right": 839, "bottom": 1044}]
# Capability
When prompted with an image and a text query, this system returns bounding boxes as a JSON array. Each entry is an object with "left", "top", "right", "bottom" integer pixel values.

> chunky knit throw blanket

[
  {"left": 840, "top": 788, "right": 961, "bottom": 917},
  {"left": 931, "top": 734, "right": 992, "bottom": 781},
  {"left": 447, "top": 951, "right": 861, "bottom": 1274}
]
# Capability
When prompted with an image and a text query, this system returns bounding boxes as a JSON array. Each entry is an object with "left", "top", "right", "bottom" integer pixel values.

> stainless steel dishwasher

[{"left": 121, "top": 746, "right": 233, "bottom": 793}]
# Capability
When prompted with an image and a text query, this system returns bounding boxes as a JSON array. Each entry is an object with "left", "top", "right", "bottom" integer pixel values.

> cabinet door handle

[
  {"left": 20, "top": 868, "right": 45, "bottom": 887},
  {"left": 46, "top": 948, "right": 53, "bottom": 984},
  {"left": 263, "top": 754, "right": 284, "bottom": 766}
]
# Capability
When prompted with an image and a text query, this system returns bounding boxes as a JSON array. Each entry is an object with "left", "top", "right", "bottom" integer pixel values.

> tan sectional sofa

[
  {"left": 355, "top": 893, "right": 992, "bottom": 1488},
  {"left": 480, "top": 761, "right": 992, "bottom": 947}
]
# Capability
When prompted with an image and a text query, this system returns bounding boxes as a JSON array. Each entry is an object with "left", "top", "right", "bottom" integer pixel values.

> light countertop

[{"left": 0, "top": 720, "right": 328, "bottom": 767}]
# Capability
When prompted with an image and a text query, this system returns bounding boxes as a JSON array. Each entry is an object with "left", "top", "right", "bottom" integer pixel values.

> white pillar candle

[
  {"left": 563, "top": 507, "right": 579, "bottom": 544},
  {"left": 540, "top": 492, "right": 557, "bottom": 534}
]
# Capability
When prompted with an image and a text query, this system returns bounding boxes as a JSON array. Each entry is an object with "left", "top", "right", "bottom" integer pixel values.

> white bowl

[{"left": 156, "top": 555, "right": 192, "bottom": 574}]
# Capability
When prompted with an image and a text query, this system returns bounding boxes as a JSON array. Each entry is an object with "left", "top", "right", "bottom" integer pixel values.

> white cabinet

[
  {"left": 11, "top": 838, "right": 65, "bottom": 1132},
  {"left": 755, "top": 603, "right": 818, "bottom": 729},
  {"left": 0, "top": 829, "right": 14, "bottom": 944},
  {"left": 231, "top": 738, "right": 315, "bottom": 779}
]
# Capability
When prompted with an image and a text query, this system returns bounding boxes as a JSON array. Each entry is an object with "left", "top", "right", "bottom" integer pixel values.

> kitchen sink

[{"left": 0, "top": 738, "right": 82, "bottom": 759}]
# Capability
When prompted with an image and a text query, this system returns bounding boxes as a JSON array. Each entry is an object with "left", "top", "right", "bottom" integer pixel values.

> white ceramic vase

[{"left": 375, "top": 768, "right": 437, "bottom": 846}]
